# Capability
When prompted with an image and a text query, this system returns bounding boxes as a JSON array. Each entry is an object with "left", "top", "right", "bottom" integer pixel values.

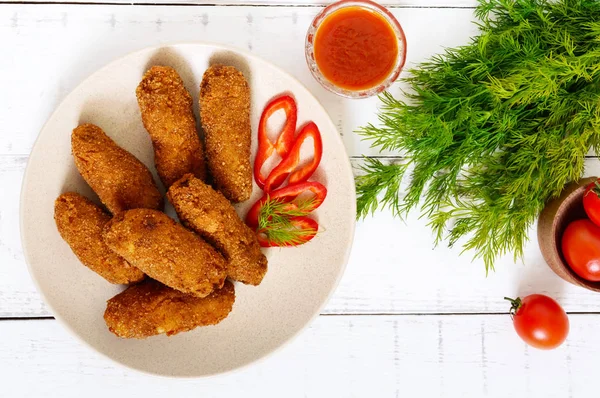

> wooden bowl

[{"left": 538, "top": 177, "right": 600, "bottom": 292}]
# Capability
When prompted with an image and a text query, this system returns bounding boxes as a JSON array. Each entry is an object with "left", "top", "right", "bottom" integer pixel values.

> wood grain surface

[
  {"left": 0, "top": 3, "right": 598, "bottom": 397},
  {"left": 3, "top": 316, "right": 599, "bottom": 398}
]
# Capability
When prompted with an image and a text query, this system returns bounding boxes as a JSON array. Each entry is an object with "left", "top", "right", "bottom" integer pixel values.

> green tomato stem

[{"left": 504, "top": 296, "right": 522, "bottom": 318}]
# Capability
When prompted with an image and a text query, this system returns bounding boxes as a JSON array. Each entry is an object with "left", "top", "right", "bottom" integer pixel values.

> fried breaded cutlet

[
  {"left": 168, "top": 174, "right": 267, "bottom": 285},
  {"left": 71, "top": 123, "right": 162, "bottom": 214},
  {"left": 136, "top": 66, "right": 206, "bottom": 188},
  {"left": 199, "top": 65, "right": 252, "bottom": 203},
  {"left": 104, "top": 279, "right": 235, "bottom": 339},
  {"left": 102, "top": 209, "right": 227, "bottom": 298},
  {"left": 54, "top": 192, "right": 144, "bottom": 284}
]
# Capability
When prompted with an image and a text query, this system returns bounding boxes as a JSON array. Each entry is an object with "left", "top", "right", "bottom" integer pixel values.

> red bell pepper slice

[
  {"left": 256, "top": 216, "right": 318, "bottom": 247},
  {"left": 263, "top": 122, "right": 323, "bottom": 193},
  {"left": 246, "top": 181, "right": 328, "bottom": 229},
  {"left": 254, "top": 95, "right": 298, "bottom": 190}
]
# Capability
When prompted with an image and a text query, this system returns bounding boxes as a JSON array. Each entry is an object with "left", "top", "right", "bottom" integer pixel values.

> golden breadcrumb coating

[
  {"left": 102, "top": 209, "right": 227, "bottom": 297},
  {"left": 54, "top": 192, "right": 144, "bottom": 284},
  {"left": 136, "top": 66, "right": 206, "bottom": 188},
  {"left": 71, "top": 123, "right": 162, "bottom": 214},
  {"left": 104, "top": 279, "right": 235, "bottom": 339},
  {"left": 168, "top": 174, "right": 267, "bottom": 285},
  {"left": 199, "top": 65, "right": 252, "bottom": 203}
]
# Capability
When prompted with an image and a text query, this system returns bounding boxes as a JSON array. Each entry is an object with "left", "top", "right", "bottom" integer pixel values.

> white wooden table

[{"left": 1, "top": 1, "right": 599, "bottom": 396}]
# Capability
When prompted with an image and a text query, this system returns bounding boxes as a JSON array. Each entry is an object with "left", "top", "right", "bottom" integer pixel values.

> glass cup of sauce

[{"left": 305, "top": 0, "right": 407, "bottom": 98}]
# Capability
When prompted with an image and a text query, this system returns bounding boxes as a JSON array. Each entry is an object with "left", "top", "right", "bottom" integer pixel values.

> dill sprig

[
  {"left": 355, "top": 158, "right": 406, "bottom": 218},
  {"left": 357, "top": 0, "right": 600, "bottom": 271},
  {"left": 260, "top": 223, "right": 318, "bottom": 247},
  {"left": 258, "top": 197, "right": 318, "bottom": 246}
]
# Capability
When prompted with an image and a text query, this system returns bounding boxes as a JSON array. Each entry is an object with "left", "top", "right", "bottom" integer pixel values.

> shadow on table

[{"left": 517, "top": 247, "right": 567, "bottom": 302}]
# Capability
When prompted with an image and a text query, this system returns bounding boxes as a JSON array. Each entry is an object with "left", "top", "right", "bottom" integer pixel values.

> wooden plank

[
  {"left": 0, "top": 1, "right": 478, "bottom": 7},
  {"left": 0, "top": 4, "right": 479, "bottom": 157},
  {"left": 0, "top": 156, "right": 48, "bottom": 317},
  {"left": 3, "top": 155, "right": 600, "bottom": 317},
  {"left": 1, "top": 315, "right": 596, "bottom": 397}
]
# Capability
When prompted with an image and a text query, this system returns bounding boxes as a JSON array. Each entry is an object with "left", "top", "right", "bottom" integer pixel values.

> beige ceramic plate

[{"left": 20, "top": 43, "right": 356, "bottom": 377}]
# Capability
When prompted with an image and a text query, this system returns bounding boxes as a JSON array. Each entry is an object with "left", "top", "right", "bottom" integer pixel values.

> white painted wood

[
  {"left": 0, "top": 5, "right": 479, "bottom": 157},
  {"left": 0, "top": 0, "right": 478, "bottom": 7},
  {"left": 0, "top": 5, "right": 596, "bottom": 316},
  {"left": 1, "top": 315, "right": 597, "bottom": 397},
  {"left": 0, "top": 1, "right": 598, "bottom": 395},
  {"left": 0, "top": 156, "right": 48, "bottom": 317},
  {"left": 3, "top": 155, "right": 600, "bottom": 317}
]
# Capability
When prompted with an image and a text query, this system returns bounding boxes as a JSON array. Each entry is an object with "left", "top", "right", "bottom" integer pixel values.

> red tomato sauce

[{"left": 313, "top": 6, "right": 399, "bottom": 91}]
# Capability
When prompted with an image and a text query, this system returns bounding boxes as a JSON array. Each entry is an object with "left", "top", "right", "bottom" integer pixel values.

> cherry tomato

[
  {"left": 561, "top": 219, "right": 600, "bottom": 282},
  {"left": 583, "top": 180, "right": 600, "bottom": 227},
  {"left": 506, "top": 295, "right": 569, "bottom": 350}
]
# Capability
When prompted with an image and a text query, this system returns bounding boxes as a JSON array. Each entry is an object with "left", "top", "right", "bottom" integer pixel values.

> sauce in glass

[{"left": 313, "top": 6, "right": 399, "bottom": 91}]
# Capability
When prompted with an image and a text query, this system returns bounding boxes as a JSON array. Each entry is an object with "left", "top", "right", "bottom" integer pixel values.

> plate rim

[{"left": 19, "top": 41, "right": 357, "bottom": 378}]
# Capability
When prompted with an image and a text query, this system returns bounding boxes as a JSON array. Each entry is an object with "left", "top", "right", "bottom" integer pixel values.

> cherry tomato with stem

[{"left": 505, "top": 294, "right": 569, "bottom": 350}]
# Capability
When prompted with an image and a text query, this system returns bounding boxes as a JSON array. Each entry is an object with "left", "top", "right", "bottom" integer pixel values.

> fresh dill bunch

[{"left": 357, "top": 0, "right": 600, "bottom": 271}]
